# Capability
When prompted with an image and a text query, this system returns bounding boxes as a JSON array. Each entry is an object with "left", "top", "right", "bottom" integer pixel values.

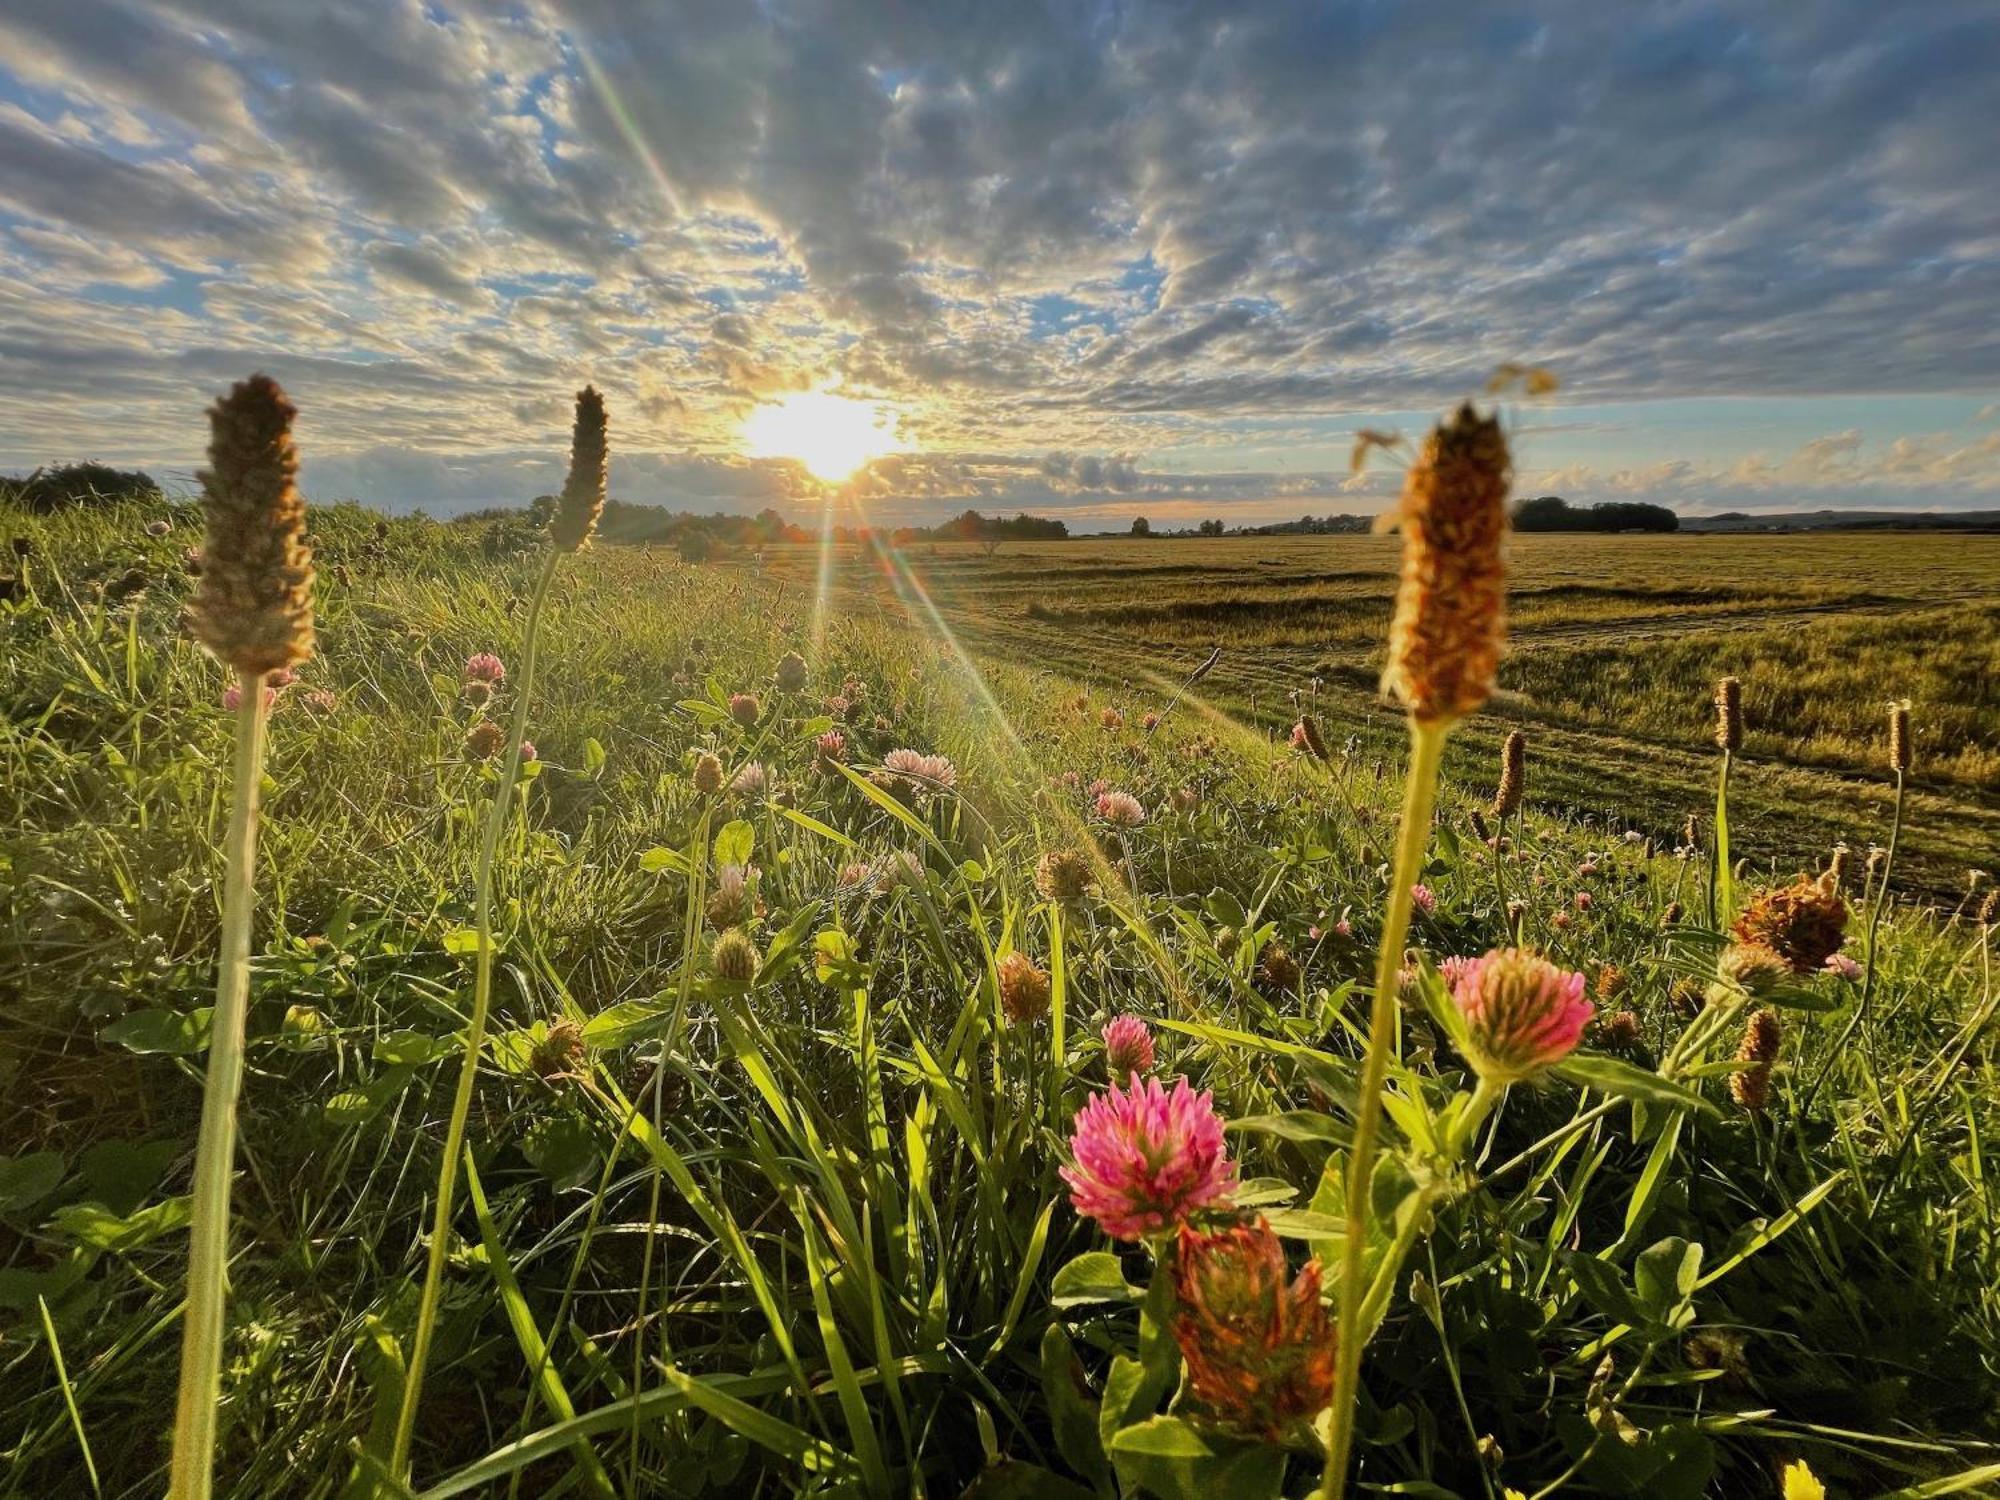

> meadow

[{"left": 3, "top": 436, "right": 1999, "bottom": 1500}]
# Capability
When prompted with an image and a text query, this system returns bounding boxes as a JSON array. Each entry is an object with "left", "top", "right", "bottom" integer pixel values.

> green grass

[{"left": 2, "top": 498, "right": 1997, "bottom": 1498}]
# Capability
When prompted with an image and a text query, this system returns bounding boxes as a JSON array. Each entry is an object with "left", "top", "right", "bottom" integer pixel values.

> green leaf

[
  {"left": 1108, "top": 1417, "right": 1286, "bottom": 1500},
  {"left": 582, "top": 737, "right": 606, "bottom": 775},
  {"left": 100, "top": 1006, "right": 211, "bottom": 1055},
  {"left": 639, "top": 846, "right": 690, "bottom": 875},
  {"left": 1634, "top": 1236, "right": 1703, "bottom": 1319},
  {"left": 713, "top": 818, "right": 755, "bottom": 869},
  {"left": 1225, "top": 1111, "right": 1351, "bottom": 1145},
  {"left": 961, "top": 1461, "right": 1099, "bottom": 1500},
  {"left": 0, "top": 1152, "right": 66, "bottom": 1215},
  {"left": 373, "top": 1030, "right": 455, "bottom": 1066},
  {"left": 1050, "top": 1251, "right": 1137, "bottom": 1309},
  {"left": 1554, "top": 1054, "right": 1719, "bottom": 1117},
  {"left": 49, "top": 1195, "right": 191, "bottom": 1251},
  {"left": 440, "top": 926, "right": 482, "bottom": 957},
  {"left": 76, "top": 1140, "right": 177, "bottom": 1217},
  {"left": 1040, "top": 1323, "right": 1110, "bottom": 1487},
  {"left": 582, "top": 995, "right": 674, "bottom": 1049},
  {"left": 1564, "top": 1251, "right": 1642, "bottom": 1326}
]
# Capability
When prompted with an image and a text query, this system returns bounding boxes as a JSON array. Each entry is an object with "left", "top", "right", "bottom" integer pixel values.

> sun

[{"left": 740, "top": 391, "right": 911, "bottom": 483}]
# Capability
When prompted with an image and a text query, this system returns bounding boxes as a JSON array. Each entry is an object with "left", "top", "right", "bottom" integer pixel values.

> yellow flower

[{"left": 1781, "top": 1459, "right": 1825, "bottom": 1500}]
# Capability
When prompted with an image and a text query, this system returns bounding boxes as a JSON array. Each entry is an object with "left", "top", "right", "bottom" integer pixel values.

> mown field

[
  {"left": 756, "top": 532, "right": 2000, "bottom": 891},
  {"left": 3, "top": 494, "right": 1998, "bottom": 1498}
]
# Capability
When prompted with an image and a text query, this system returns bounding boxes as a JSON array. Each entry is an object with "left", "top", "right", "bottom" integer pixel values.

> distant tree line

[
  {"left": 892, "top": 508, "right": 1070, "bottom": 544},
  {"left": 1512, "top": 495, "right": 1679, "bottom": 532}
]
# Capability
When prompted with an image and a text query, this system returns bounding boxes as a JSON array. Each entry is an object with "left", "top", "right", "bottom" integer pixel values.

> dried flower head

[
  {"left": 1600, "top": 1010, "right": 1643, "bottom": 1049},
  {"left": 711, "top": 928, "right": 759, "bottom": 983},
  {"left": 1493, "top": 729, "right": 1526, "bottom": 817},
  {"left": 728, "top": 692, "right": 761, "bottom": 728},
  {"left": 1060, "top": 1076, "right": 1236, "bottom": 1240},
  {"left": 550, "top": 386, "right": 607, "bottom": 553},
  {"left": 189, "top": 374, "right": 315, "bottom": 676},
  {"left": 1888, "top": 699, "right": 1912, "bottom": 774},
  {"left": 707, "top": 864, "right": 756, "bottom": 928},
  {"left": 774, "top": 651, "right": 808, "bottom": 693},
  {"left": 1444, "top": 949, "right": 1593, "bottom": 1084},
  {"left": 466, "top": 720, "right": 506, "bottom": 761},
  {"left": 1662, "top": 900, "right": 1684, "bottom": 926},
  {"left": 1255, "top": 941, "right": 1300, "bottom": 996},
  {"left": 1733, "top": 878, "right": 1849, "bottom": 975},
  {"left": 530, "top": 1019, "right": 588, "bottom": 1081},
  {"left": 1595, "top": 964, "right": 1627, "bottom": 1002},
  {"left": 1036, "top": 848, "right": 1094, "bottom": 906},
  {"left": 997, "top": 952, "right": 1051, "bottom": 1025},
  {"left": 1730, "top": 1008, "right": 1782, "bottom": 1111},
  {"left": 1170, "top": 1217, "right": 1337, "bottom": 1439},
  {"left": 1714, "top": 676, "right": 1743, "bottom": 753},
  {"left": 1380, "top": 403, "right": 1510, "bottom": 724},
  {"left": 1103, "top": 1015, "right": 1155, "bottom": 1078},
  {"left": 692, "top": 752, "right": 724, "bottom": 795},
  {"left": 1716, "top": 942, "right": 1791, "bottom": 997},
  {"left": 1292, "top": 715, "right": 1330, "bottom": 761}
]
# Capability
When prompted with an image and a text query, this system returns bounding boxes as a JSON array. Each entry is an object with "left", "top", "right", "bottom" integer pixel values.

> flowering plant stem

[
  {"left": 169, "top": 670, "right": 272, "bottom": 1500},
  {"left": 390, "top": 550, "right": 559, "bottom": 1480},
  {"left": 1319, "top": 716, "right": 1447, "bottom": 1500}
]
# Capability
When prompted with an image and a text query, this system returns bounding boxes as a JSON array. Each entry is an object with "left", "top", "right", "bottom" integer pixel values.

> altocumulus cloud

[{"left": 0, "top": 0, "right": 1996, "bottom": 519}]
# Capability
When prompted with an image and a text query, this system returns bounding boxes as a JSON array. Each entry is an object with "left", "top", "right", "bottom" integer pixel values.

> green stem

[
  {"left": 1319, "top": 717, "right": 1447, "bottom": 1500},
  {"left": 169, "top": 669, "right": 272, "bottom": 1500},
  {"left": 391, "top": 551, "right": 559, "bottom": 1479}
]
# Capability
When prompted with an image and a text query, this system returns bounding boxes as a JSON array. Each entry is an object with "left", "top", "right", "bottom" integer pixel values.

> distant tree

[
  {"left": 1513, "top": 495, "right": 1678, "bottom": 533},
  {"left": 1198, "top": 518, "right": 1225, "bottom": 536},
  {"left": 1130, "top": 516, "right": 1152, "bottom": 537},
  {"left": 676, "top": 528, "right": 714, "bottom": 563},
  {"left": 3, "top": 462, "right": 163, "bottom": 514}
]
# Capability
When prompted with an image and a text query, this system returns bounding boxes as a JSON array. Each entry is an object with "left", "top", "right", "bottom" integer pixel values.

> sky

[{"left": 1, "top": 0, "right": 1997, "bottom": 529}]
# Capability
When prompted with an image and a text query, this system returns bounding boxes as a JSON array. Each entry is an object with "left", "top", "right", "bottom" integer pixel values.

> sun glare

[{"left": 741, "top": 391, "right": 910, "bottom": 483}]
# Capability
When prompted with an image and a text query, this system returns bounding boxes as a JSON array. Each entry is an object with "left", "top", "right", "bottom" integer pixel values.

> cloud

[{"left": 0, "top": 0, "right": 1996, "bottom": 517}]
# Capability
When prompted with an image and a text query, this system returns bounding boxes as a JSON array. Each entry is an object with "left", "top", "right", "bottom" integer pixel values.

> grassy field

[
  {"left": 753, "top": 532, "right": 2000, "bottom": 889},
  {"left": 3, "top": 496, "right": 1998, "bottom": 1498}
]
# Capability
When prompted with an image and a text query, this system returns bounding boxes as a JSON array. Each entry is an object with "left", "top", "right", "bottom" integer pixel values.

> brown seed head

[
  {"left": 1980, "top": 888, "right": 1998, "bottom": 926},
  {"left": 1730, "top": 1008, "right": 1782, "bottom": 1111},
  {"left": 465, "top": 720, "right": 505, "bottom": 761},
  {"left": 1600, "top": 1010, "right": 1642, "bottom": 1049},
  {"left": 692, "top": 752, "right": 724, "bottom": 795},
  {"left": 1256, "top": 941, "right": 1300, "bottom": 996},
  {"left": 711, "top": 928, "right": 759, "bottom": 983},
  {"left": 1035, "top": 847, "right": 1094, "bottom": 906},
  {"left": 1717, "top": 942, "right": 1791, "bottom": 997},
  {"left": 530, "top": 1019, "right": 588, "bottom": 1081},
  {"left": 1493, "top": 728, "right": 1526, "bottom": 817},
  {"left": 1294, "top": 714, "right": 1330, "bottom": 762},
  {"left": 1888, "top": 700, "right": 1911, "bottom": 774},
  {"left": 997, "top": 952, "right": 1052, "bottom": 1025},
  {"left": 189, "top": 374, "right": 315, "bottom": 676},
  {"left": 1713, "top": 676, "right": 1742, "bottom": 753},
  {"left": 550, "top": 386, "right": 607, "bottom": 553},
  {"left": 1381, "top": 403, "right": 1510, "bottom": 724}
]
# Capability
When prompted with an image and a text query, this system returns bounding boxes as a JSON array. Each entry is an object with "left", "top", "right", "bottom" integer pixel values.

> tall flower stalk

[
  {"left": 1321, "top": 402, "right": 1511, "bottom": 1499},
  {"left": 1710, "top": 676, "right": 1742, "bottom": 926},
  {"left": 171, "top": 375, "right": 315, "bottom": 1500},
  {"left": 390, "top": 387, "right": 606, "bottom": 1480}
]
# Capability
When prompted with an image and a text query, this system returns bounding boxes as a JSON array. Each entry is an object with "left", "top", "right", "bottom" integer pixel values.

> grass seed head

[
  {"left": 1493, "top": 728, "right": 1526, "bottom": 817},
  {"left": 550, "top": 385, "right": 607, "bottom": 553},
  {"left": 1714, "top": 676, "right": 1743, "bottom": 752},
  {"left": 1381, "top": 402, "right": 1511, "bottom": 725},
  {"left": 1888, "top": 699, "right": 1911, "bottom": 774},
  {"left": 190, "top": 374, "right": 315, "bottom": 676}
]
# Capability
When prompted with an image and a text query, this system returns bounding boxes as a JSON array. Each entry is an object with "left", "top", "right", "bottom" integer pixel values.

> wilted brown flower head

[
  {"left": 1170, "top": 1217, "right": 1337, "bottom": 1439},
  {"left": 1595, "top": 963, "right": 1627, "bottom": 1002},
  {"left": 728, "top": 692, "right": 761, "bottom": 727},
  {"left": 1714, "top": 676, "right": 1743, "bottom": 753},
  {"left": 550, "top": 386, "right": 607, "bottom": 553},
  {"left": 711, "top": 928, "right": 759, "bottom": 983},
  {"left": 1733, "top": 878, "right": 1849, "bottom": 975},
  {"left": 1255, "top": 941, "right": 1300, "bottom": 996},
  {"left": 189, "top": 374, "right": 315, "bottom": 676},
  {"left": 1661, "top": 901, "right": 1684, "bottom": 926},
  {"left": 1035, "top": 847, "right": 1094, "bottom": 906},
  {"left": 530, "top": 1019, "right": 588, "bottom": 1081},
  {"left": 692, "top": 752, "right": 725, "bottom": 795},
  {"left": 774, "top": 650, "right": 808, "bottom": 694},
  {"left": 997, "top": 951, "right": 1052, "bottom": 1025},
  {"left": 1730, "top": 1008, "right": 1782, "bottom": 1111},
  {"left": 706, "top": 863, "right": 756, "bottom": 928},
  {"left": 1717, "top": 942, "right": 1791, "bottom": 997},
  {"left": 1600, "top": 1010, "right": 1643, "bottom": 1049},
  {"left": 465, "top": 720, "right": 506, "bottom": 761},
  {"left": 1493, "top": 729, "right": 1527, "bottom": 817},
  {"left": 1888, "top": 699, "right": 1911, "bottom": 774},
  {"left": 1380, "top": 403, "right": 1511, "bottom": 725},
  {"left": 1292, "top": 715, "right": 1330, "bottom": 762}
]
